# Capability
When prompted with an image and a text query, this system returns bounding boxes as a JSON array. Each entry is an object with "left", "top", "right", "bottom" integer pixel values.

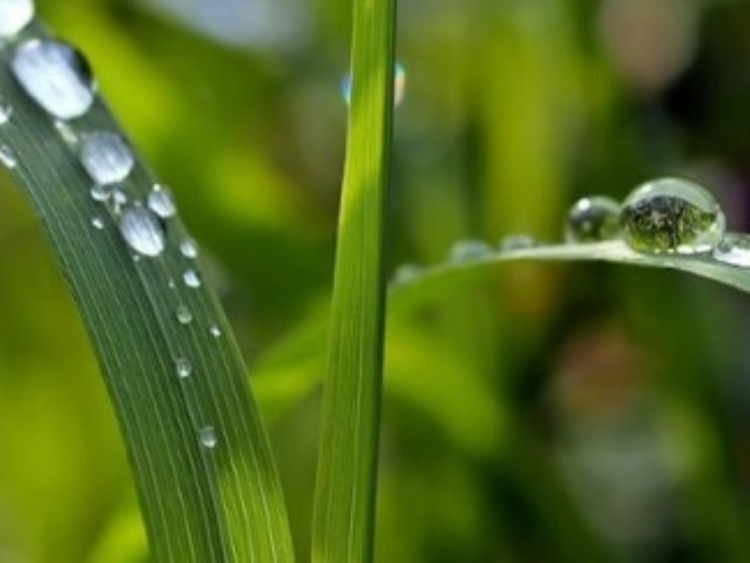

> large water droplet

[
  {"left": 621, "top": 178, "right": 725, "bottom": 255},
  {"left": 342, "top": 61, "right": 406, "bottom": 107},
  {"left": 180, "top": 238, "right": 199, "bottom": 259},
  {"left": 199, "top": 426, "right": 218, "bottom": 449},
  {"left": 176, "top": 305, "right": 193, "bottom": 325},
  {"left": 80, "top": 132, "right": 134, "bottom": 184},
  {"left": 147, "top": 185, "right": 176, "bottom": 218},
  {"left": 119, "top": 208, "right": 165, "bottom": 257},
  {"left": 0, "top": 99, "right": 13, "bottom": 125},
  {"left": 175, "top": 357, "right": 193, "bottom": 379},
  {"left": 713, "top": 234, "right": 750, "bottom": 268},
  {"left": 566, "top": 196, "right": 621, "bottom": 243},
  {"left": 183, "top": 269, "right": 201, "bottom": 288},
  {"left": 0, "top": 145, "right": 17, "bottom": 169},
  {"left": 449, "top": 239, "right": 493, "bottom": 262},
  {"left": 0, "top": 0, "right": 34, "bottom": 38},
  {"left": 11, "top": 39, "right": 95, "bottom": 120}
]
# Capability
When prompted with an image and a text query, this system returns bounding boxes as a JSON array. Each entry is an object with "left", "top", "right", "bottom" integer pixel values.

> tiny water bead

[
  {"left": 0, "top": 99, "right": 13, "bottom": 125},
  {"left": 199, "top": 426, "right": 218, "bottom": 449},
  {"left": 342, "top": 61, "right": 406, "bottom": 107},
  {"left": 449, "top": 239, "right": 493, "bottom": 262},
  {"left": 12, "top": 39, "right": 95, "bottom": 120},
  {"left": 0, "top": 145, "right": 17, "bottom": 169},
  {"left": 54, "top": 119, "right": 78, "bottom": 145},
  {"left": 180, "top": 238, "right": 199, "bottom": 259},
  {"left": 80, "top": 132, "right": 134, "bottom": 185},
  {"left": 89, "top": 183, "right": 113, "bottom": 202},
  {"left": 620, "top": 178, "right": 725, "bottom": 255},
  {"left": 91, "top": 216, "right": 105, "bottom": 230},
  {"left": 0, "top": 0, "right": 34, "bottom": 38},
  {"left": 209, "top": 325, "right": 222, "bottom": 338},
  {"left": 175, "top": 357, "right": 193, "bottom": 379},
  {"left": 565, "top": 196, "right": 621, "bottom": 243},
  {"left": 183, "top": 269, "right": 201, "bottom": 288},
  {"left": 147, "top": 186, "right": 176, "bottom": 218},
  {"left": 393, "top": 263, "right": 422, "bottom": 284},
  {"left": 119, "top": 208, "right": 166, "bottom": 257},
  {"left": 499, "top": 234, "right": 536, "bottom": 252},
  {"left": 176, "top": 305, "right": 193, "bottom": 325},
  {"left": 713, "top": 234, "right": 750, "bottom": 268}
]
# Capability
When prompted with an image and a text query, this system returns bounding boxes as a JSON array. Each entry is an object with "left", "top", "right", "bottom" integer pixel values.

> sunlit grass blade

[
  {"left": 0, "top": 20, "right": 293, "bottom": 562},
  {"left": 312, "top": 0, "right": 396, "bottom": 559}
]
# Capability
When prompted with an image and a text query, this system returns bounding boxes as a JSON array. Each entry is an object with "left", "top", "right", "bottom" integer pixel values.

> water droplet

[
  {"left": 147, "top": 185, "right": 176, "bottom": 218},
  {"left": 393, "top": 263, "right": 422, "bottom": 284},
  {"left": 180, "top": 238, "right": 199, "bottom": 259},
  {"left": 713, "top": 234, "right": 750, "bottom": 268},
  {"left": 499, "top": 234, "right": 536, "bottom": 252},
  {"left": 0, "top": 0, "right": 34, "bottom": 38},
  {"left": 183, "top": 269, "right": 201, "bottom": 288},
  {"left": 91, "top": 216, "right": 105, "bottom": 230},
  {"left": 11, "top": 39, "right": 96, "bottom": 120},
  {"left": 565, "top": 196, "right": 621, "bottom": 243},
  {"left": 112, "top": 188, "right": 128, "bottom": 214},
  {"left": 449, "top": 239, "right": 493, "bottom": 262},
  {"left": 199, "top": 426, "right": 218, "bottom": 449},
  {"left": 0, "top": 99, "right": 13, "bottom": 125},
  {"left": 176, "top": 305, "right": 193, "bottom": 325},
  {"left": 54, "top": 119, "right": 78, "bottom": 145},
  {"left": 175, "top": 357, "right": 193, "bottom": 378},
  {"left": 119, "top": 208, "right": 165, "bottom": 257},
  {"left": 0, "top": 145, "right": 17, "bottom": 169},
  {"left": 621, "top": 177, "right": 725, "bottom": 255},
  {"left": 209, "top": 325, "right": 222, "bottom": 338},
  {"left": 167, "top": 279, "right": 176, "bottom": 290},
  {"left": 342, "top": 61, "right": 406, "bottom": 107},
  {"left": 80, "top": 132, "right": 134, "bottom": 185},
  {"left": 89, "top": 184, "right": 113, "bottom": 202}
]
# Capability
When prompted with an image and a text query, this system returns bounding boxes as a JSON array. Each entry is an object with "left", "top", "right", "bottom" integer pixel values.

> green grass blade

[
  {"left": 0, "top": 21, "right": 294, "bottom": 563},
  {"left": 312, "top": 0, "right": 396, "bottom": 559}
]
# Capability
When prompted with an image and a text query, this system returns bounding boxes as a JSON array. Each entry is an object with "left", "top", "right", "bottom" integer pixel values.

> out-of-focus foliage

[{"left": 3, "top": 0, "right": 750, "bottom": 561}]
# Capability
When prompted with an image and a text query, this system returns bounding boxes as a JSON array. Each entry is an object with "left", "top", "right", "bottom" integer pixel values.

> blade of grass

[
  {"left": 311, "top": 0, "right": 396, "bottom": 559},
  {"left": 0, "top": 20, "right": 294, "bottom": 562}
]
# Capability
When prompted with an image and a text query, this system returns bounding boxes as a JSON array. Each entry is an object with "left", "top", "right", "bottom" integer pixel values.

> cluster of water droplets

[{"left": 0, "top": 0, "right": 223, "bottom": 450}]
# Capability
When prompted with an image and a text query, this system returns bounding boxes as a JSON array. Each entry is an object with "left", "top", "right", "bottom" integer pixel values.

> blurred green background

[{"left": 3, "top": 0, "right": 750, "bottom": 561}]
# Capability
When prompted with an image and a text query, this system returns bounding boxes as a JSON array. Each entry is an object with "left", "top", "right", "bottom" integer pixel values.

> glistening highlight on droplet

[
  {"left": 620, "top": 177, "right": 725, "bottom": 255},
  {"left": 11, "top": 39, "right": 96, "bottom": 120},
  {"left": 118, "top": 208, "right": 166, "bottom": 257},
  {"left": 565, "top": 196, "right": 621, "bottom": 243},
  {"left": 147, "top": 186, "right": 177, "bottom": 219},
  {"left": 80, "top": 132, "right": 134, "bottom": 185},
  {"left": 0, "top": 0, "right": 34, "bottom": 38}
]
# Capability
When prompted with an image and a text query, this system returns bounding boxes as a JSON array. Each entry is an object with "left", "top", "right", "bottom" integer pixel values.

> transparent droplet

[
  {"left": 119, "top": 208, "right": 165, "bottom": 257},
  {"left": 499, "top": 234, "right": 536, "bottom": 252},
  {"left": 0, "top": 99, "right": 13, "bottom": 125},
  {"left": 342, "top": 61, "right": 406, "bottom": 107},
  {"left": 209, "top": 325, "right": 222, "bottom": 338},
  {"left": 176, "top": 305, "right": 193, "bottom": 325},
  {"left": 89, "top": 184, "right": 113, "bottom": 202},
  {"left": 80, "top": 132, "right": 134, "bottom": 185},
  {"left": 180, "top": 238, "right": 199, "bottom": 259},
  {"left": 167, "top": 279, "right": 177, "bottom": 290},
  {"left": 199, "top": 426, "right": 218, "bottom": 449},
  {"left": 175, "top": 357, "right": 193, "bottom": 379},
  {"left": 393, "top": 263, "right": 422, "bottom": 284},
  {"left": 449, "top": 239, "right": 493, "bottom": 262},
  {"left": 112, "top": 189, "right": 128, "bottom": 214},
  {"left": 11, "top": 39, "right": 96, "bottom": 120},
  {"left": 91, "top": 216, "right": 105, "bottom": 230},
  {"left": 147, "top": 185, "right": 176, "bottom": 218},
  {"left": 621, "top": 177, "right": 725, "bottom": 255},
  {"left": 713, "top": 234, "right": 750, "bottom": 268},
  {"left": 54, "top": 119, "right": 78, "bottom": 145},
  {"left": 0, "top": 145, "right": 17, "bottom": 169},
  {"left": 565, "top": 196, "right": 621, "bottom": 243},
  {"left": 0, "top": 0, "right": 34, "bottom": 38},
  {"left": 183, "top": 269, "right": 201, "bottom": 288}
]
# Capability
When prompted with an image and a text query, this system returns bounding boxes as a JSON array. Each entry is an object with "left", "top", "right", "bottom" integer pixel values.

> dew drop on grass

[
  {"left": 393, "top": 263, "right": 422, "bottom": 284},
  {"left": 180, "top": 238, "right": 199, "bottom": 259},
  {"left": 565, "top": 196, "right": 621, "bottom": 243},
  {"left": 342, "top": 61, "right": 406, "bottom": 107},
  {"left": 119, "top": 208, "right": 165, "bottom": 257},
  {"left": 499, "top": 234, "right": 536, "bottom": 252},
  {"left": 175, "top": 357, "right": 192, "bottom": 379},
  {"left": 713, "top": 234, "right": 750, "bottom": 268},
  {"left": 0, "top": 145, "right": 17, "bottom": 169},
  {"left": 449, "top": 239, "right": 493, "bottom": 262},
  {"left": 54, "top": 119, "right": 78, "bottom": 145},
  {"left": 199, "top": 426, "right": 218, "bottom": 449},
  {"left": 91, "top": 216, "right": 104, "bottom": 230},
  {"left": 0, "top": 0, "right": 34, "bottom": 38},
  {"left": 209, "top": 325, "right": 222, "bottom": 338},
  {"left": 12, "top": 39, "right": 95, "bottom": 120},
  {"left": 147, "top": 185, "right": 177, "bottom": 219},
  {"left": 621, "top": 177, "right": 725, "bottom": 255},
  {"left": 80, "top": 132, "right": 134, "bottom": 184},
  {"left": 89, "top": 184, "right": 113, "bottom": 202},
  {"left": 0, "top": 99, "right": 13, "bottom": 125},
  {"left": 183, "top": 269, "right": 201, "bottom": 288},
  {"left": 176, "top": 305, "right": 193, "bottom": 325}
]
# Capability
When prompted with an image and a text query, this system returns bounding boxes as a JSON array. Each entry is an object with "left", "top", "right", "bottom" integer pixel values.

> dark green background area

[{"left": 2, "top": 0, "right": 750, "bottom": 561}]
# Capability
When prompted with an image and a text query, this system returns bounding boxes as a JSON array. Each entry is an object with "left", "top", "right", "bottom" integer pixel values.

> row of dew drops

[
  {"left": 0, "top": 0, "right": 220, "bottom": 450},
  {"left": 395, "top": 177, "right": 750, "bottom": 284}
]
